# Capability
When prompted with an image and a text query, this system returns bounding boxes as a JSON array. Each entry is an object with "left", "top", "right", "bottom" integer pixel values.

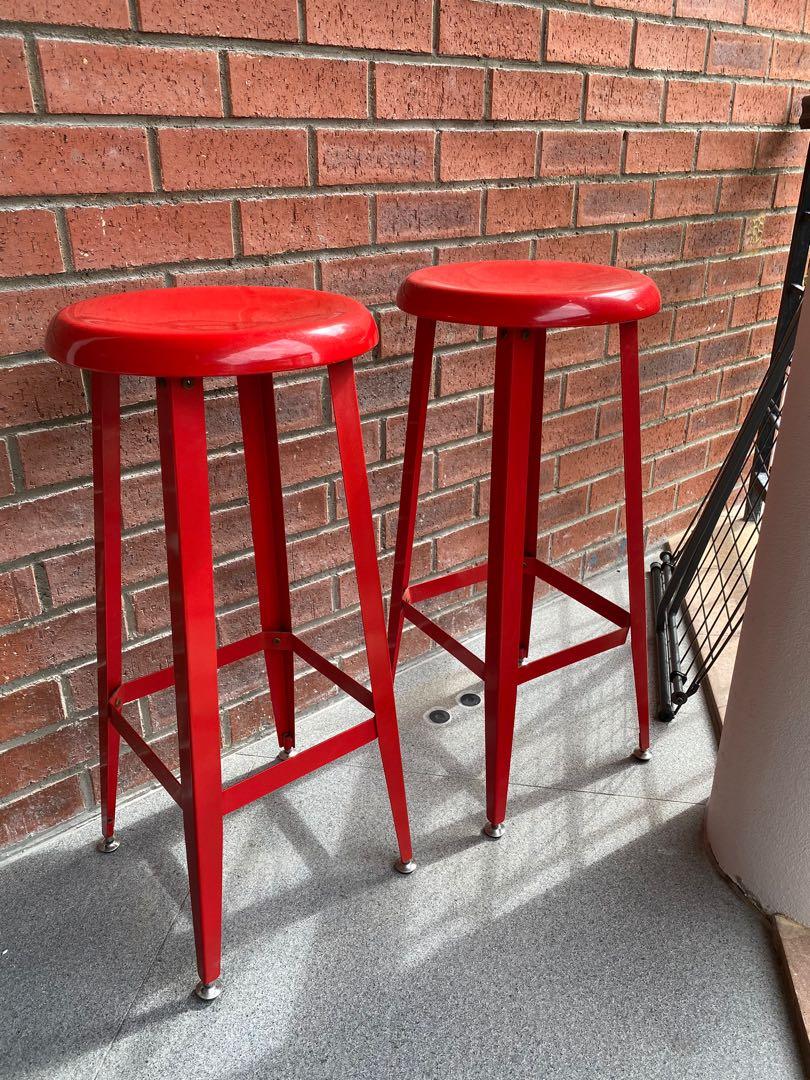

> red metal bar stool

[
  {"left": 45, "top": 286, "right": 415, "bottom": 1001},
  {"left": 388, "top": 261, "right": 661, "bottom": 839}
]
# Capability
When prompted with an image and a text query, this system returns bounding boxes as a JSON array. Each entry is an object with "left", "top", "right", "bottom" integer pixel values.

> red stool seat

[
  {"left": 397, "top": 260, "right": 661, "bottom": 328},
  {"left": 45, "top": 285, "right": 378, "bottom": 377}
]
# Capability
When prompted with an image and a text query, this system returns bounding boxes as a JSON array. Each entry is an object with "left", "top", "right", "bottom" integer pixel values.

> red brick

[
  {"left": 485, "top": 184, "right": 573, "bottom": 235},
  {"left": 512, "top": 229, "right": 597, "bottom": 265},
  {"left": 653, "top": 442, "right": 708, "bottom": 486},
  {"left": 0, "top": 274, "right": 162, "bottom": 356},
  {"left": 0, "top": 722, "right": 92, "bottom": 798},
  {"left": 0, "top": 681, "right": 63, "bottom": 744},
  {"left": 775, "top": 172, "right": 803, "bottom": 210},
  {"left": 440, "top": 129, "right": 535, "bottom": 181},
  {"left": 653, "top": 177, "right": 718, "bottom": 220},
  {"left": 552, "top": 509, "right": 617, "bottom": 561},
  {"left": 0, "top": 36, "right": 33, "bottom": 112},
  {"left": 586, "top": 75, "right": 663, "bottom": 123},
  {"left": 640, "top": 345, "right": 697, "bottom": 388},
  {"left": 0, "top": 209, "right": 62, "bottom": 276},
  {"left": 174, "top": 263, "right": 315, "bottom": 289},
  {"left": 0, "top": 442, "right": 13, "bottom": 497},
  {"left": 377, "top": 190, "right": 480, "bottom": 243},
  {"left": 307, "top": 0, "right": 433, "bottom": 51},
  {"left": 0, "top": 360, "right": 86, "bottom": 427},
  {"left": 666, "top": 80, "right": 732, "bottom": 123},
  {"left": 675, "top": 297, "right": 731, "bottom": 341},
  {"left": 718, "top": 174, "right": 776, "bottom": 213},
  {"left": 666, "top": 372, "right": 721, "bottom": 413},
  {"left": 707, "top": 30, "right": 770, "bottom": 77},
  {"left": 731, "top": 287, "right": 779, "bottom": 328},
  {"left": 38, "top": 40, "right": 222, "bottom": 116},
  {"left": 558, "top": 437, "right": 623, "bottom": 487},
  {"left": 687, "top": 399, "right": 739, "bottom": 440},
  {"left": 625, "top": 131, "right": 696, "bottom": 175},
  {"left": 139, "top": 0, "right": 298, "bottom": 38},
  {"left": 634, "top": 21, "right": 707, "bottom": 71},
  {"left": 0, "top": 0, "right": 128, "bottom": 24},
  {"left": 615, "top": 224, "right": 682, "bottom": 266},
  {"left": 437, "top": 343, "right": 495, "bottom": 394},
  {"left": 229, "top": 54, "right": 367, "bottom": 119},
  {"left": 241, "top": 194, "right": 369, "bottom": 255},
  {"left": 0, "top": 606, "right": 95, "bottom": 685},
  {"left": 542, "top": 407, "right": 597, "bottom": 454},
  {"left": 706, "top": 254, "right": 762, "bottom": 295},
  {"left": 648, "top": 264, "right": 706, "bottom": 304},
  {"left": 770, "top": 39, "right": 810, "bottom": 81},
  {"left": 746, "top": 0, "right": 804, "bottom": 31},
  {"left": 491, "top": 69, "right": 582, "bottom": 121},
  {"left": 577, "top": 182, "right": 652, "bottom": 227},
  {"left": 697, "top": 328, "right": 751, "bottom": 370},
  {"left": 686, "top": 218, "right": 743, "bottom": 260},
  {"left": 0, "top": 566, "right": 39, "bottom": 625},
  {"left": 317, "top": 129, "right": 434, "bottom": 185},
  {"left": 675, "top": 0, "right": 743, "bottom": 20},
  {"left": 732, "top": 82, "right": 790, "bottom": 125},
  {"left": 376, "top": 63, "right": 484, "bottom": 121},
  {"left": 756, "top": 131, "right": 808, "bottom": 170},
  {"left": 546, "top": 10, "right": 632, "bottom": 68},
  {"left": 387, "top": 396, "right": 478, "bottom": 452},
  {"left": 541, "top": 131, "right": 622, "bottom": 177},
  {"left": 67, "top": 202, "right": 233, "bottom": 270},
  {"left": 321, "top": 250, "right": 431, "bottom": 306},
  {"left": 696, "top": 130, "right": 757, "bottom": 171},
  {"left": 594, "top": 0, "right": 670, "bottom": 12},
  {"left": 720, "top": 357, "right": 768, "bottom": 398},
  {"left": 158, "top": 127, "right": 308, "bottom": 191},
  {"left": 0, "top": 775, "right": 85, "bottom": 849},
  {"left": 439, "top": 0, "right": 541, "bottom": 62},
  {"left": 436, "top": 437, "right": 492, "bottom": 487},
  {"left": 0, "top": 125, "right": 151, "bottom": 196}
]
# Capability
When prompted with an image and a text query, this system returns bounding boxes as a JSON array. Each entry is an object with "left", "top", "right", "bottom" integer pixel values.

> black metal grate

[{"left": 651, "top": 96, "right": 810, "bottom": 722}]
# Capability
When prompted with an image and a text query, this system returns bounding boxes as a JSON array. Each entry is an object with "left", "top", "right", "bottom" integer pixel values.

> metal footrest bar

[
  {"left": 517, "top": 626, "right": 628, "bottom": 686},
  {"left": 400, "top": 557, "right": 631, "bottom": 687},
  {"left": 222, "top": 719, "right": 377, "bottom": 815},
  {"left": 108, "top": 629, "right": 379, "bottom": 811},
  {"left": 405, "top": 560, "right": 489, "bottom": 604}
]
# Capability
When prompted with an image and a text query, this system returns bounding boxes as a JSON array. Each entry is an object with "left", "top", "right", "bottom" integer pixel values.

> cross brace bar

[
  {"left": 107, "top": 630, "right": 377, "bottom": 812},
  {"left": 400, "top": 558, "right": 631, "bottom": 687}
]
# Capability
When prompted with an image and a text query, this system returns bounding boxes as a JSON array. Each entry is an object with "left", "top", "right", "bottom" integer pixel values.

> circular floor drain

[
  {"left": 427, "top": 708, "right": 451, "bottom": 725},
  {"left": 458, "top": 692, "right": 481, "bottom": 708}
]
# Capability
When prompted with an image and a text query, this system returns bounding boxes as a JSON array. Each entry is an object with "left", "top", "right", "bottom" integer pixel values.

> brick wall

[{"left": 0, "top": 0, "right": 807, "bottom": 852}]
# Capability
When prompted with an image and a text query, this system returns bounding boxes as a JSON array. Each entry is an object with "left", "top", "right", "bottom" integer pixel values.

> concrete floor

[{"left": 0, "top": 568, "right": 803, "bottom": 1080}]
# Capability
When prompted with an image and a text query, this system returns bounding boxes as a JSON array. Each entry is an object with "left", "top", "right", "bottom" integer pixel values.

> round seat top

[
  {"left": 45, "top": 286, "right": 379, "bottom": 377},
  {"left": 397, "top": 260, "right": 661, "bottom": 329}
]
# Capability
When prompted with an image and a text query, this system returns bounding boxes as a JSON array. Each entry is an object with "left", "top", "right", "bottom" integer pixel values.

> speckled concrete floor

[{"left": 0, "top": 569, "right": 802, "bottom": 1079}]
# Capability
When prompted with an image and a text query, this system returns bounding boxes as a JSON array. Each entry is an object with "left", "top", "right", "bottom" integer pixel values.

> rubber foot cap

[
  {"left": 632, "top": 747, "right": 652, "bottom": 762},
  {"left": 394, "top": 859, "right": 417, "bottom": 875}
]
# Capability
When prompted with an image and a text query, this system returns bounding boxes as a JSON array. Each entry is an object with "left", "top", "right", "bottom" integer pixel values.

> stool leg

[
  {"left": 484, "top": 330, "right": 536, "bottom": 838},
  {"left": 387, "top": 317, "right": 436, "bottom": 670},
  {"left": 238, "top": 375, "right": 295, "bottom": 757},
  {"left": 329, "top": 359, "right": 415, "bottom": 872},
  {"left": 518, "top": 330, "right": 547, "bottom": 662},
  {"left": 619, "top": 322, "right": 652, "bottom": 762},
  {"left": 157, "top": 377, "right": 224, "bottom": 1000},
  {"left": 91, "top": 372, "right": 122, "bottom": 853}
]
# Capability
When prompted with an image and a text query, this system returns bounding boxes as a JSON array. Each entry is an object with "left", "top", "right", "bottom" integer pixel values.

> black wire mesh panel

[
  {"left": 651, "top": 96, "right": 810, "bottom": 722},
  {"left": 651, "top": 318, "right": 796, "bottom": 718}
]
